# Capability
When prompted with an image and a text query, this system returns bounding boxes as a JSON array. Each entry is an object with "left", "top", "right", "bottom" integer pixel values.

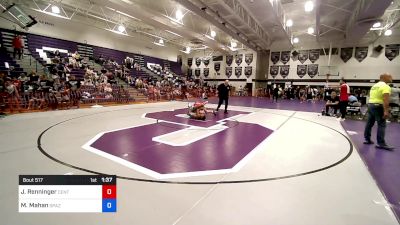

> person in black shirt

[
  {"left": 323, "top": 91, "right": 339, "bottom": 116},
  {"left": 216, "top": 80, "right": 230, "bottom": 113},
  {"left": 272, "top": 85, "right": 279, "bottom": 102}
]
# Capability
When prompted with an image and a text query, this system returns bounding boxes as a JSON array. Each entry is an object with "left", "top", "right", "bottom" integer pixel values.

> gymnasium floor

[{"left": 1, "top": 98, "right": 399, "bottom": 225}]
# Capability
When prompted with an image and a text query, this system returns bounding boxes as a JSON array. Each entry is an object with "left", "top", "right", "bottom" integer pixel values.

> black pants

[
  {"left": 273, "top": 94, "right": 278, "bottom": 102},
  {"left": 217, "top": 97, "right": 228, "bottom": 112},
  {"left": 339, "top": 101, "right": 348, "bottom": 118},
  {"left": 13, "top": 48, "right": 22, "bottom": 59},
  {"left": 364, "top": 104, "right": 386, "bottom": 145},
  {"left": 325, "top": 105, "right": 339, "bottom": 115}
]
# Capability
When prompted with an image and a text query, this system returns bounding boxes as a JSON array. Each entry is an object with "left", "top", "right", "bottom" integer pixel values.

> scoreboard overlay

[{"left": 19, "top": 175, "right": 116, "bottom": 213}]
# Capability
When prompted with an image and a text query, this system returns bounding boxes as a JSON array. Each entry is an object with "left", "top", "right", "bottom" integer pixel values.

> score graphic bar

[{"left": 19, "top": 175, "right": 117, "bottom": 213}]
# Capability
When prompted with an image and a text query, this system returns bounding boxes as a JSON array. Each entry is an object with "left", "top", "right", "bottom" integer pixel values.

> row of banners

[
  {"left": 188, "top": 53, "right": 254, "bottom": 67},
  {"left": 188, "top": 66, "right": 253, "bottom": 78},
  {"left": 271, "top": 44, "right": 400, "bottom": 64},
  {"left": 269, "top": 64, "right": 318, "bottom": 78}
]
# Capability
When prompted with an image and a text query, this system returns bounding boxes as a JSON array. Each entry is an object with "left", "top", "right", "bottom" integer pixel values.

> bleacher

[
  {"left": 27, "top": 33, "right": 78, "bottom": 65},
  {"left": 0, "top": 53, "right": 24, "bottom": 77},
  {"left": 0, "top": 29, "right": 187, "bottom": 113},
  {"left": 0, "top": 31, "right": 29, "bottom": 55},
  {"left": 92, "top": 46, "right": 127, "bottom": 64}
]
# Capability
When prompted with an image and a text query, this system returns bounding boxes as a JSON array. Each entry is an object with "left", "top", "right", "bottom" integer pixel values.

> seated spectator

[
  {"left": 154, "top": 87, "right": 161, "bottom": 101},
  {"left": 66, "top": 75, "right": 81, "bottom": 108},
  {"left": 28, "top": 91, "right": 45, "bottom": 110},
  {"left": 72, "top": 51, "right": 81, "bottom": 61},
  {"left": 98, "top": 54, "right": 105, "bottom": 64},
  {"left": 38, "top": 75, "right": 51, "bottom": 92},
  {"left": 47, "top": 89, "right": 59, "bottom": 110},
  {"left": 323, "top": 91, "right": 339, "bottom": 116},
  {"left": 54, "top": 50, "right": 61, "bottom": 58},
  {"left": 104, "top": 83, "right": 113, "bottom": 99},
  {"left": 389, "top": 84, "right": 399, "bottom": 107},
  {"left": 99, "top": 72, "right": 108, "bottom": 84},
  {"left": 348, "top": 94, "right": 358, "bottom": 103}
]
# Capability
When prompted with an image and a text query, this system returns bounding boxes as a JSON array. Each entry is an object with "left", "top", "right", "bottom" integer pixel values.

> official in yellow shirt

[{"left": 364, "top": 73, "right": 394, "bottom": 150}]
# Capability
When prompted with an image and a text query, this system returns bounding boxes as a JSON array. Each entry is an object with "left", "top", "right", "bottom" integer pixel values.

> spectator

[
  {"left": 272, "top": 84, "right": 279, "bottom": 102},
  {"left": 12, "top": 35, "right": 23, "bottom": 59},
  {"left": 348, "top": 94, "right": 358, "bottom": 103},
  {"left": 299, "top": 87, "right": 306, "bottom": 103},
  {"left": 104, "top": 83, "right": 113, "bottom": 99},
  {"left": 5, "top": 79, "right": 21, "bottom": 112},
  {"left": 67, "top": 75, "right": 81, "bottom": 108},
  {"left": 389, "top": 84, "right": 399, "bottom": 107},
  {"left": 20, "top": 36, "right": 25, "bottom": 58},
  {"left": 323, "top": 91, "right": 339, "bottom": 116},
  {"left": 28, "top": 90, "right": 45, "bottom": 110}
]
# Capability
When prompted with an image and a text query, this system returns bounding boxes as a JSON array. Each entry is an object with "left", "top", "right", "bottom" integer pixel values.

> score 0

[{"left": 101, "top": 176, "right": 116, "bottom": 212}]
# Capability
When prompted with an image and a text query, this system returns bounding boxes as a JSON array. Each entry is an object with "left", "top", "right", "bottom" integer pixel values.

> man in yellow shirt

[{"left": 364, "top": 73, "right": 394, "bottom": 150}]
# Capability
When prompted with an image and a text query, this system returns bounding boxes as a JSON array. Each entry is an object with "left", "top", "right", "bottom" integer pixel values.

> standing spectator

[
  {"left": 339, "top": 79, "right": 350, "bottom": 121},
  {"left": 272, "top": 84, "right": 279, "bottom": 102},
  {"left": 364, "top": 73, "right": 394, "bottom": 150},
  {"left": 216, "top": 80, "right": 230, "bottom": 113},
  {"left": 306, "top": 86, "right": 314, "bottom": 102},
  {"left": 20, "top": 36, "right": 25, "bottom": 58},
  {"left": 299, "top": 87, "right": 306, "bottom": 103},
  {"left": 12, "top": 35, "right": 23, "bottom": 59},
  {"left": 5, "top": 79, "right": 21, "bottom": 112}
]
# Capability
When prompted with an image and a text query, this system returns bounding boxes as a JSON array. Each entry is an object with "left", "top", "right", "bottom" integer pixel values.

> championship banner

[
  {"left": 280, "top": 65, "right": 289, "bottom": 78},
  {"left": 270, "top": 65, "right": 279, "bottom": 78},
  {"left": 204, "top": 68, "right": 209, "bottom": 77},
  {"left": 340, "top": 47, "right": 353, "bottom": 63},
  {"left": 244, "top": 66, "right": 252, "bottom": 77},
  {"left": 280, "top": 51, "right": 290, "bottom": 64},
  {"left": 355, "top": 47, "right": 368, "bottom": 62},
  {"left": 203, "top": 58, "right": 210, "bottom": 67},
  {"left": 385, "top": 44, "right": 400, "bottom": 61},
  {"left": 235, "top": 54, "right": 243, "bottom": 66},
  {"left": 309, "top": 49, "right": 320, "bottom": 63},
  {"left": 235, "top": 67, "right": 242, "bottom": 78},
  {"left": 195, "top": 68, "right": 201, "bottom": 77},
  {"left": 298, "top": 50, "right": 309, "bottom": 64},
  {"left": 195, "top": 58, "right": 201, "bottom": 67},
  {"left": 214, "top": 62, "right": 221, "bottom": 72},
  {"left": 307, "top": 64, "right": 318, "bottom": 78},
  {"left": 226, "top": 55, "right": 233, "bottom": 66},
  {"left": 245, "top": 53, "right": 253, "bottom": 65},
  {"left": 297, "top": 65, "right": 307, "bottom": 78},
  {"left": 225, "top": 67, "right": 232, "bottom": 78},
  {"left": 188, "top": 58, "right": 193, "bottom": 67},
  {"left": 271, "top": 52, "right": 280, "bottom": 64}
]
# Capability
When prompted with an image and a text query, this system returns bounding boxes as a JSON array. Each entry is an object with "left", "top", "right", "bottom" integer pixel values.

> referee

[
  {"left": 216, "top": 80, "right": 230, "bottom": 113},
  {"left": 364, "top": 73, "right": 394, "bottom": 151}
]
